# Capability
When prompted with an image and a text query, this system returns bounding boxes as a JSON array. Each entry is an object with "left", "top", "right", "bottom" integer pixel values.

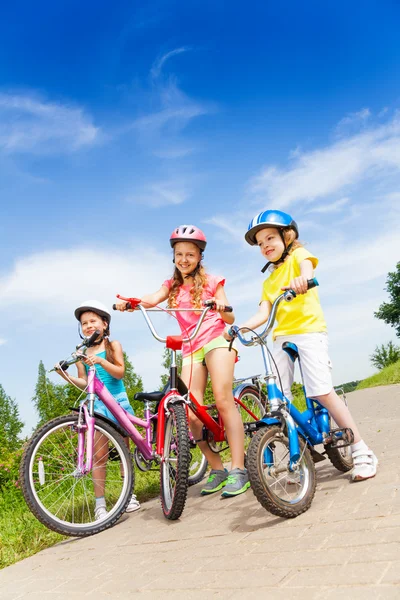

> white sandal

[{"left": 351, "top": 449, "right": 378, "bottom": 481}]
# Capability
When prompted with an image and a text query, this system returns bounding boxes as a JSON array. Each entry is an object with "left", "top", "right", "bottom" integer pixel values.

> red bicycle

[{"left": 117, "top": 297, "right": 266, "bottom": 491}]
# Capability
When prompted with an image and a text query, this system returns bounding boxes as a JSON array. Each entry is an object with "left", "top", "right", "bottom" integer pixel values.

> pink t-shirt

[{"left": 162, "top": 274, "right": 227, "bottom": 357}]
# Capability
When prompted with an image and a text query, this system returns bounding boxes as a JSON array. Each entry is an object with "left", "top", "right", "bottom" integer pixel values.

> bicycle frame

[{"left": 233, "top": 280, "right": 343, "bottom": 468}]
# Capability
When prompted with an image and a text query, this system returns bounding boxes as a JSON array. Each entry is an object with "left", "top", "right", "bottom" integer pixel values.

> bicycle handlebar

[
  {"left": 112, "top": 296, "right": 234, "bottom": 345},
  {"left": 230, "top": 278, "right": 319, "bottom": 347}
]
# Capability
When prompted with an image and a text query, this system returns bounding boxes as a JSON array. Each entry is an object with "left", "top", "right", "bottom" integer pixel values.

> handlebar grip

[
  {"left": 203, "top": 300, "right": 233, "bottom": 312},
  {"left": 86, "top": 330, "right": 101, "bottom": 347},
  {"left": 112, "top": 302, "right": 133, "bottom": 311},
  {"left": 307, "top": 278, "right": 319, "bottom": 289}
]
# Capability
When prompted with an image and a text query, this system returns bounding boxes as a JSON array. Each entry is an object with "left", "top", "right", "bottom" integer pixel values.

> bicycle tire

[
  {"left": 20, "top": 414, "right": 133, "bottom": 537},
  {"left": 236, "top": 385, "right": 266, "bottom": 451},
  {"left": 188, "top": 442, "right": 208, "bottom": 486},
  {"left": 247, "top": 425, "right": 316, "bottom": 518},
  {"left": 325, "top": 417, "right": 354, "bottom": 473},
  {"left": 160, "top": 402, "right": 190, "bottom": 519}
]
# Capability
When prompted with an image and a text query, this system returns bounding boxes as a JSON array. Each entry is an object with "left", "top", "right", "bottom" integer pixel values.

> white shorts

[{"left": 272, "top": 332, "right": 333, "bottom": 400}]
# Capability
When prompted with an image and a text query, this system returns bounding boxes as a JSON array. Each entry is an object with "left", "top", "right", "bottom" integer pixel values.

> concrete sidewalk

[{"left": 1, "top": 385, "right": 399, "bottom": 599}]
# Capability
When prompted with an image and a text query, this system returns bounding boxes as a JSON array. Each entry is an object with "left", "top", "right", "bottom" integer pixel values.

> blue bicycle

[{"left": 230, "top": 279, "right": 353, "bottom": 518}]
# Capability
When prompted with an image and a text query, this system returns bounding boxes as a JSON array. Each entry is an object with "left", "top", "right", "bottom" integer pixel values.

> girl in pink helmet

[{"left": 116, "top": 225, "right": 250, "bottom": 497}]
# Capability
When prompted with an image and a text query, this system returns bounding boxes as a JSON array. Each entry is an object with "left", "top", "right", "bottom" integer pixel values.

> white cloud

[
  {"left": 0, "top": 338, "right": 6, "bottom": 346},
  {"left": 0, "top": 245, "right": 171, "bottom": 319},
  {"left": 0, "top": 92, "right": 99, "bottom": 154},
  {"left": 150, "top": 47, "right": 191, "bottom": 80},
  {"left": 126, "top": 179, "right": 190, "bottom": 207},
  {"left": 336, "top": 107, "right": 371, "bottom": 135},
  {"left": 306, "top": 197, "right": 349, "bottom": 214},
  {"left": 248, "top": 111, "right": 400, "bottom": 208}
]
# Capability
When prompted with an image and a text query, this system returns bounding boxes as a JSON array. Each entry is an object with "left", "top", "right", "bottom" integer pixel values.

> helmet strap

[{"left": 260, "top": 234, "right": 294, "bottom": 273}]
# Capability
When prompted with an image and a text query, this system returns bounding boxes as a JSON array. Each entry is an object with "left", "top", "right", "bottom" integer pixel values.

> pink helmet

[{"left": 169, "top": 225, "right": 207, "bottom": 251}]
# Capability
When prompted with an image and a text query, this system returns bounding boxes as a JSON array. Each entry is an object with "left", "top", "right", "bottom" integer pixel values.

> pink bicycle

[{"left": 20, "top": 308, "right": 210, "bottom": 536}]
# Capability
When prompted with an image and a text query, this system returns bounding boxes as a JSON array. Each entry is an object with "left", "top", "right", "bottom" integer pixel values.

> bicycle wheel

[
  {"left": 236, "top": 386, "right": 266, "bottom": 451},
  {"left": 188, "top": 439, "right": 208, "bottom": 486},
  {"left": 160, "top": 403, "right": 190, "bottom": 520},
  {"left": 20, "top": 414, "right": 133, "bottom": 537},
  {"left": 247, "top": 425, "right": 316, "bottom": 518},
  {"left": 325, "top": 393, "right": 353, "bottom": 472}
]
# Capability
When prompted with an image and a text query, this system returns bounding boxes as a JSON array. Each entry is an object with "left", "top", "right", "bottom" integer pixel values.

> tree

[
  {"left": 374, "top": 262, "right": 400, "bottom": 337},
  {"left": 32, "top": 361, "right": 73, "bottom": 426},
  {"left": 0, "top": 384, "right": 24, "bottom": 452},
  {"left": 370, "top": 341, "right": 400, "bottom": 370},
  {"left": 123, "top": 352, "right": 144, "bottom": 415}
]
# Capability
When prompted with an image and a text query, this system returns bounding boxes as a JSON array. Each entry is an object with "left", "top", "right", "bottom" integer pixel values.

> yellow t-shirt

[{"left": 260, "top": 247, "right": 327, "bottom": 340}]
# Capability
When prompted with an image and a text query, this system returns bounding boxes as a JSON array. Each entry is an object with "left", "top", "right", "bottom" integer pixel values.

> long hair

[{"left": 168, "top": 263, "right": 208, "bottom": 308}]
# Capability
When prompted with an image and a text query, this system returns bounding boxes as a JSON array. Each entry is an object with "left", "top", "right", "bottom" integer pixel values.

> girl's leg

[
  {"left": 205, "top": 348, "right": 245, "bottom": 470},
  {"left": 93, "top": 430, "right": 109, "bottom": 498},
  {"left": 315, "top": 388, "right": 362, "bottom": 443},
  {"left": 315, "top": 389, "right": 378, "bottom": 480},
  {"left": 181, "top": 362, "right": 225, "bottom": 471}
]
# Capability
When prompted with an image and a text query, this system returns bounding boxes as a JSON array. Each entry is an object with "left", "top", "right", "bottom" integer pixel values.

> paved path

[{"left": 1, "top": 385, "right": 399, "bottom": 599}]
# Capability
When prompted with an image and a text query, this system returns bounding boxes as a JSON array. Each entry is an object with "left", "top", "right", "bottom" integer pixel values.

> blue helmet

[{"left": 245, "top": 210, "right": 299, "bottom": 246}]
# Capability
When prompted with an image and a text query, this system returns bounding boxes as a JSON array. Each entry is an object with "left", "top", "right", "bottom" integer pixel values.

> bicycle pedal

[{"left": 324, "top": 427, "right": 354, "bottom": 448}]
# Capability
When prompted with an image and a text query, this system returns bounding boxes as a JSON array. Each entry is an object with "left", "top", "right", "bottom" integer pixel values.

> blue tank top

[{"left": 84, "top": 351, "right": 126, "bottom": 397}]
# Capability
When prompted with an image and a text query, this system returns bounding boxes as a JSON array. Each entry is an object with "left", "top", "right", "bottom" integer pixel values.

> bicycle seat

[
  {"left": 134, "top": 390, "right": 165, "bottom": 402},
  {"left": 282, "top": 342, "right": 299, "bottom": 363}
]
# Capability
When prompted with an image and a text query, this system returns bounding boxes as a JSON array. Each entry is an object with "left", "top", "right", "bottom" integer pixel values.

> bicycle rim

[{"left": 23, "top": 415, "right": 132, "bottom": 536}]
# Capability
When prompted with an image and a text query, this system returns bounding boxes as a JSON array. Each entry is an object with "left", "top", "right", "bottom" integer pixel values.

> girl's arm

[
  {"left": 238, "top": 300, "right": 272, "bottom": 332},
  {"left": 115, "top": 286, "right": 169, "bottom": 310},
  {"left": 283, "top": 258, "right": 314, "bottom": 294},
  {"left": 213, "top": 284, "right": 235, "bottom": 325},
  {"left": 55, "top": 361, "right": 88, "bottom": 390},
  {"left": 82, "top": 341, "right": 125, "bottom": 380}
]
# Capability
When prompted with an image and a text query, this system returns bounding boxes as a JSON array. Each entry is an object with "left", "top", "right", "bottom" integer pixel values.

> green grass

[
  {"left": 356, "top": 360, "right": 400, "bottom": 390},
  {"left": 0, "top": 467, "right": 161, "bottom": 570}
]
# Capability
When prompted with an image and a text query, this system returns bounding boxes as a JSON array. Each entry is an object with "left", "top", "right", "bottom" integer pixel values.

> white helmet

[{"left": 74, "top": 300, "right": 111, "bottom": 324}]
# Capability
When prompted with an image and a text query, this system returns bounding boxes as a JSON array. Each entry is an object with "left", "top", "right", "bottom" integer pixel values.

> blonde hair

[
  {"left": 168, "top": 264, "right": 208, "bottom": 309},
  {"left": 269, "top": 228, "right": 303, "bottom": 271}
]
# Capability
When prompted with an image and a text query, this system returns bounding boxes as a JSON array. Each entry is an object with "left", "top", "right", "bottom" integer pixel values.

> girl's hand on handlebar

[
  {"left": 115, "top": 301, "right": 134, "bottom": 312},
  {"left": 282, "top": 275, "right": 309, "bottom": 295},
  {"left": 82, "top": 354, "right": 103, "bottom": 366}
]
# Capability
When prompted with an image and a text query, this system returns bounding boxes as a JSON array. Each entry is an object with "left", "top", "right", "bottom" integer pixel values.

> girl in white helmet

[
  {"left": 55, "top": 300, "right": 141, "bottom": 518},
  {"left": 116, "top": 225, "right": 250, "bottom": 498},
  {"left": 235, "top": 210, "right": 378, "bottom": 482}
]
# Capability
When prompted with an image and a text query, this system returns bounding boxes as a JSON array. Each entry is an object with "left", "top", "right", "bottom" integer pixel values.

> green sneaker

[
  {"left": 200, "top": 469, "right": 228, "bottom": 495},
  {"left": 221, "top": 468, "right": 250, "bottom": 498}
]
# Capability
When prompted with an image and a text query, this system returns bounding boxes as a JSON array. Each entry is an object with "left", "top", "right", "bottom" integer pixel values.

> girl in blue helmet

[{"left": 235, "top": 210, "right": 377, "bottom": 482}]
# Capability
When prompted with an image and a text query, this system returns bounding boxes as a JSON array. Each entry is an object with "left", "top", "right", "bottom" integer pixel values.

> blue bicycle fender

[{"left": 283, "top": 411, "right": 301, "bottom": 467}]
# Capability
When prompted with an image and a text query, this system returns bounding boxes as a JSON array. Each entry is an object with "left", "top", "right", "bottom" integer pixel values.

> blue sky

[{"left": 1, "top": 0, "right": 399, "bottom": 434}]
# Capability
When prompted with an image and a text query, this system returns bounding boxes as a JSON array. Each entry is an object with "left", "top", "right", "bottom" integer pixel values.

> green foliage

[
  {"left": 0, "top": 384, "right": 24, "bottom": 453},
  {"left": 334, "top": 381, "right": 361, "bottom": 393},
  {"left": 370, "top": 341, "right": 400, "bottom": 370},
  {"left": 123, "top": 352, "right": 144, "bottom": 415},
  {"left": 374, "top": 262, "right": 400, "bottom": 337},
  {"left": 291, "top": 381, "right": 306, "bottom": 412},
  {"left": 356, "top": 359, "right": 400, "bottom": 390},
  {"left": 32, "top": 361, "right": 76, "bottom": 426},
  {"left": 0, "top": 447, "right": 23, "bottom": 492}
]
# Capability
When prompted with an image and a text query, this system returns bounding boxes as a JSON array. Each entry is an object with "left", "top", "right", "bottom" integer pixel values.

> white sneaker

[
  {"left": 95, "top": 505, "right": 108, "bottom": 520},
  {"left": 351, "top": 449, "right": 378, "bottom": 482},
  {"left": 126, "top": 494, "right": 141, "bottom": 513}
]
